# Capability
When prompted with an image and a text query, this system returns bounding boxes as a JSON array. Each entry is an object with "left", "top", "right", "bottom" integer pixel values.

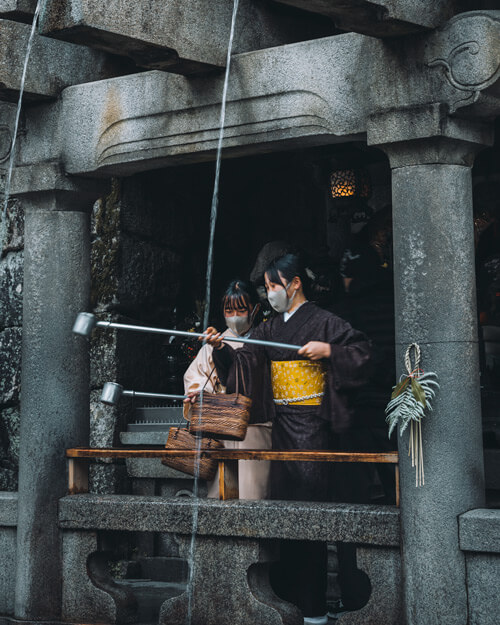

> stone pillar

[
  {"left": 368, "top": 108, "right": 492, "bottom": 625},
  {"left": 12, "top": 165, "right": 106, "bottom": 620}
]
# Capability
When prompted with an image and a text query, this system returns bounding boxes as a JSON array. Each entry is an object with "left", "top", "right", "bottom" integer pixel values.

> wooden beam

[
  {"left": 67, "top": 458, "right": 89, "bottom": 494},
  {"left": 67, "top": 447, "right": 400, "bottom": 503},
  {"left": 218, "top": 460, "right": 239, "bottom": 501},
  {"left": 66, "top": 448, "right": 399, "bottom": 464}
]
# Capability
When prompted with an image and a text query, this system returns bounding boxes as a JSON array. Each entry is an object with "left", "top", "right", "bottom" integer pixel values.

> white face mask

[
  {"left": 267, "top": 282, "right": 296, "bottom": 314},
  {"left": 225, "top": 315, "right": 252, "bottom": 336}
]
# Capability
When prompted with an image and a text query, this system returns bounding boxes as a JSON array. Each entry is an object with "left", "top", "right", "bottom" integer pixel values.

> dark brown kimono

[
  {"left": 215, "top": 301, "right": 372, "bottom": 433},
  {"left": 213, "top": 302, "right": 372, "bottom": 617}
]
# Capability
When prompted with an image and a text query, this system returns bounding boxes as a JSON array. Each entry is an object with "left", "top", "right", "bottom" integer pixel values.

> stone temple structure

[{"left": 0, "top": 1, "right": 499, "bottom": 624}]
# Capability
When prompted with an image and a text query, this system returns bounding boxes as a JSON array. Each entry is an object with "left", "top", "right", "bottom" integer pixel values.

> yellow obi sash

[{"left": 271, "top": 360, "right": 326, "bottom": 406}]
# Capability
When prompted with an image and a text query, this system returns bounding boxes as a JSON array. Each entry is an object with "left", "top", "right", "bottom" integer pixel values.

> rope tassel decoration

[{"left": 385, "top": 343, "right": 439, "bottom": 487}]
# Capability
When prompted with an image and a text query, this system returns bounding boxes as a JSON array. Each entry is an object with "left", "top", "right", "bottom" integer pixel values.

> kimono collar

[{"left": 284, "top": 300, "right": 308, "bottom": 323}]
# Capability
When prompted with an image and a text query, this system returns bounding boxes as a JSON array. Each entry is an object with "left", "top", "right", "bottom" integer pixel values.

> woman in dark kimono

[{"left": 205, "top": 253, "right": 372, "bottom": 625}]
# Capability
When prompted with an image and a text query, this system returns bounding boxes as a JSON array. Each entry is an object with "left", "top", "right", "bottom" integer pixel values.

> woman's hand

[
  {"left": 298, "top": 341, "right": 331, "bottom": 361},
  {"left": 184, "top": 391, "right": 199, "bottom": 405},
  {"left": 202, "top": 326, "right": 224, "bottom": 349}
]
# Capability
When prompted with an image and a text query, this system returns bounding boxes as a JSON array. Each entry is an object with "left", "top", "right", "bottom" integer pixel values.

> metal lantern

[{"left": 330, "top": 168, "right": 372, "bottom": 200}]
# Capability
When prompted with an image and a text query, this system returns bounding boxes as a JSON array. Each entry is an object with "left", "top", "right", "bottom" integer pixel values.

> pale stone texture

[
  {"left": 460, "top": 509, "right": 500, "bottom": 625},
  {"left": 125, "top": 458, "right": 192, "bottom": 480},
  {"left": 58, "top": 495, "right": 400, "bottom": 545},
  {"left": 459, "top": 509, "right": 500, "bottom": 554},
  {"left": 464, "top": 554, "right": 500, "bottom": 625},
  {"left": 369, "top": 122, "right": 489, "bottom": 625},
  {"left": 336, "top": 547, "right": 403, "bottom": 625},
  {"left": 60, "top": 12, "right": 500, "bottom": 177},
  {"left": 0, "top": 491, "right": 17, "bottom": 525},
  {"left": 59, "top": 495, "right": 402, "bottom": 625},
  {"left": 41, "top": 0, "right": 334, "bottom": 73},
  {"left": 160, "top": 536, "right": 303, "bottom": 625},
  {"left": 15, "top": 202, "right": 92, "bottom": 620},
  {"left": 0, "top": 527, "right": 16, "bottom": 614},
  {"left": 0, "top": 19, "right": 130, "bottom": 102},
  {"left": 61, "top": 530, "right": 127, "bottom": 624}
]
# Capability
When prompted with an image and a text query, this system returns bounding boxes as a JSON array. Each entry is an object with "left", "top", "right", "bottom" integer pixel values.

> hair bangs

[{"left": 223, "top": 292, "right": 249, "bottom": 312}]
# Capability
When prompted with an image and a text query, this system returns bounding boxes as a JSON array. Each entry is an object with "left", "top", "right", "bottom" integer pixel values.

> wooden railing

[{"left": 66, "top": 448, "right": 399, "bottom": 504}]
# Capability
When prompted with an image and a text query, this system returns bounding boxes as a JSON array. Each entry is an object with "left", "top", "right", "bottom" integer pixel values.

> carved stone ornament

[
  {"left": 427, "top": 11, "right": 500, "bottom": 114},
  {"left": 0, "top": 125, "right": 12, "bottom": 163}
]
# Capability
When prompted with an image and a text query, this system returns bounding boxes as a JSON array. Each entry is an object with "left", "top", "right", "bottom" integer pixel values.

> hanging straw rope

[{"left": 385, "top": 343, "right": 439, "bottom": 487}]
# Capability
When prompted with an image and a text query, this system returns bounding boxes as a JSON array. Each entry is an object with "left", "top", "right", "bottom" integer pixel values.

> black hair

[
  {"left": 264, "top": 252, "right": 311, "bottom": 297},
  {"left": 221, "top": 279, "right": 258, "bottom": 313}
]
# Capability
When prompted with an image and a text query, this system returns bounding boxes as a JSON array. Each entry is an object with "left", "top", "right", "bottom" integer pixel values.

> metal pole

[
  {"left": 122, "top": 390, "right": 186, "bottom": 401},
  {"left": 100, "top": 382, "right": 186, "bottom": 405},
  {"left": 73, "top": 313, "right": 302, "bottom": 351}
]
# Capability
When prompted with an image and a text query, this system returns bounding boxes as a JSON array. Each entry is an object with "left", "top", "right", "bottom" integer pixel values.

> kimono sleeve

[
  {"left": 326, "top": 317, "right": 372, "bottom": 391},
  {"left": 183, "top": 344, "right": 217, "bottom": 394},
  {"left": 212, "top": 324, "right": 272, "bottom": 424}
]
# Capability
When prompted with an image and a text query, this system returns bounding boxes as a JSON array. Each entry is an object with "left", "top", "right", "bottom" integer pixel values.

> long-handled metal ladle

[
  {"left": 100, "top": 382, "right": 186, "bottom": 406},
  {"left": 73, "top": 312, "right": 302, "bottom": 351}
]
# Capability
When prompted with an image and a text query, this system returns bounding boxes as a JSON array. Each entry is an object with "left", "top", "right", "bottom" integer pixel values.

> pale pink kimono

[{"left": 183, "top": 328, "right": 272, "bottom": 499}]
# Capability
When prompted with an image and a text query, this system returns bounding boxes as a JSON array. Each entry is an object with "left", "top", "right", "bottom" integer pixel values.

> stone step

[
  {"left": 137, "top": 556, "right": 188, "bottom": 583},
  {"left": 115, "top": 579, "right": 186, "bottom": 624}
]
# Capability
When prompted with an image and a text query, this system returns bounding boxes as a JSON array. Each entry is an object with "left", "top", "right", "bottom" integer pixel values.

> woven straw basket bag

[
  {"left": 188, "top": 360, "right": 252, "bottom": 441},
  {"left": 162, "top": 427, "right": 223, "bottom": 481}
]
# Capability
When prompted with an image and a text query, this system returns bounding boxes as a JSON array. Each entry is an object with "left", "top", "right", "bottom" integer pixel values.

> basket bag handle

[{"left": 233, "top": 355, "right": 248, "bottom": 399}]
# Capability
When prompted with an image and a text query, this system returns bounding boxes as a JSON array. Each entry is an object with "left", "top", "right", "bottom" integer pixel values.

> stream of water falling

[
  {"left": 1, "top": 0, "right": 239, "bottom": 620},
  {"left": 0, "top": 0, "right": 47, "bottom": 253},
  {"left": 186, "top": 1, "right": 240, "bottom": 623}
]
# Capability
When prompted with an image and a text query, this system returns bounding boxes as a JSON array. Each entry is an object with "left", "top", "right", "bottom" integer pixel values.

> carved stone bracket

[
  {"left": 159, "top": 535, "right": 303, "bottom": 625},
  {"left": 9, "top": 162, "right": 109, "bottom": 210},
  {"left": 426, "top": 11, "right": 500, "bottom": 114},
  {"left": 61, "top": 530, "right": 137, "bottom": 624},
  {"left": 337, "top": 546, "right": 403, "bottom": 625}
]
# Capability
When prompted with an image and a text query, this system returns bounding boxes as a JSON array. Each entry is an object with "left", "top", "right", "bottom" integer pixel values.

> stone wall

[
  {"left": 0, "top": 195, "right": 23, "bottom": 491},
  {"left": 87, "top": 167, "right": 212, "bottom": 492}
]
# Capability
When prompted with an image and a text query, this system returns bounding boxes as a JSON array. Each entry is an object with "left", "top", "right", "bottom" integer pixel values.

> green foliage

[{"left": 385, "top": 371, "right": 439, "bottom": 438}]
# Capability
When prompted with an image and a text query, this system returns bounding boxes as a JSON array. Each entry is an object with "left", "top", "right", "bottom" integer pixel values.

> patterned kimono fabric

[{"left": 213, "top": 302, "right": 371, "bottom": 617}]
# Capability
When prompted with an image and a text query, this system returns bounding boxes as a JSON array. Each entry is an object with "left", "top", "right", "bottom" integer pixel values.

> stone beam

[
  {"left": 58, "top": 12, "right": 500, "bottom": 177},
  {"left": 0, "top": 0, "right": 36, "bottom": 24},
  {"left": 271, "top": 0, "right": 455, "bottom": 37},
  {"left": 59, "top": 494, "right": 401, "bottom": 546},
  {"left": 59, "top": 34, "right": 369, "bottom": 176},
  {"left": 0, "top": 18, "right": 130, "bottom": 102},
  {"left": 40, "top": 0, "right": 334, "bottom": 75}
]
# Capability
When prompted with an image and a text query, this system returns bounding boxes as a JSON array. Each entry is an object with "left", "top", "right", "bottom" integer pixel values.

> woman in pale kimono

[
  {"left": 205, "top": 254, "right": 372, "bottom": 625},
  {"left": 183, "top": 279, "right": 272, "bottom": 499}
]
